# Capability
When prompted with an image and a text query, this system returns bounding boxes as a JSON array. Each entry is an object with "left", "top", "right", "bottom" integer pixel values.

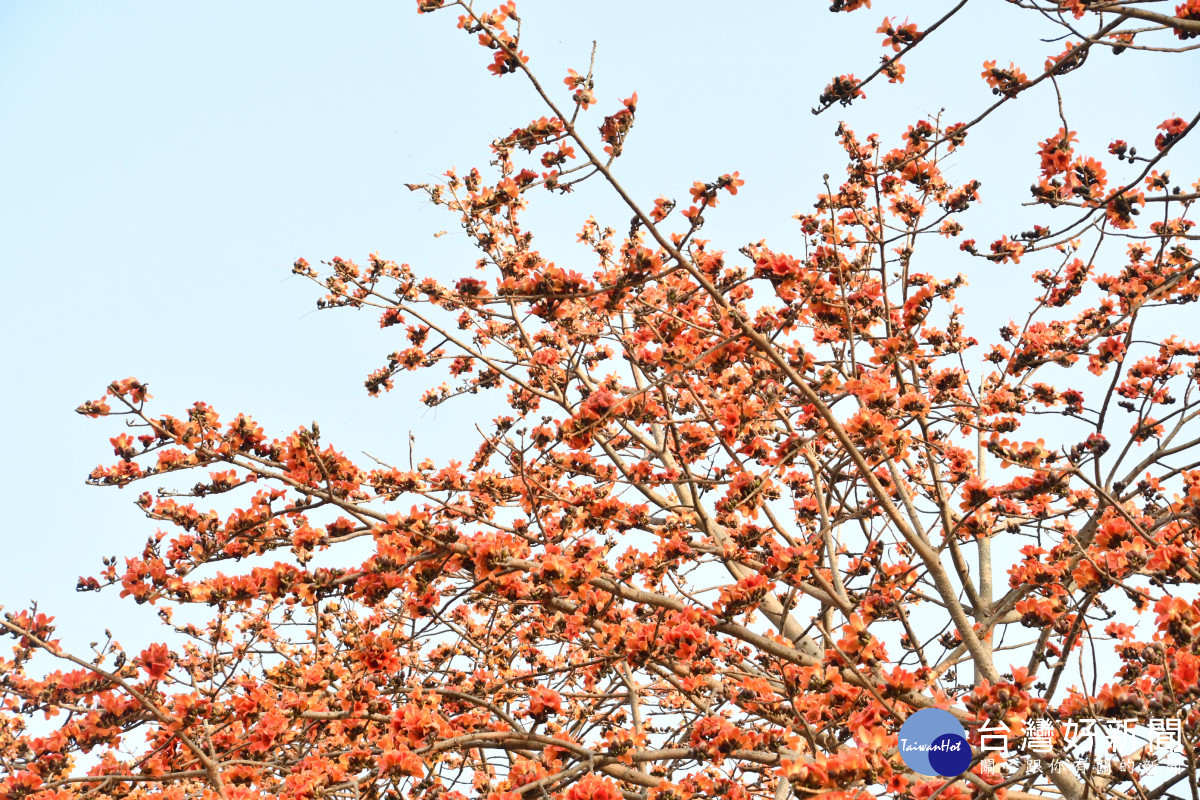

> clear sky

[{"left": 2, "top": 2, "right": 1196, "bottom": 652}]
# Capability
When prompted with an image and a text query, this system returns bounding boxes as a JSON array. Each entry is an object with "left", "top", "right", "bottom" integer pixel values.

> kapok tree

[{"left": 4, "top": 3, "right": 1200, "bottom": 800}]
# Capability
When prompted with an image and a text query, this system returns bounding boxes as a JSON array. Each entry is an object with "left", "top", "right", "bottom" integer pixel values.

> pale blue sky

[{"left": 2, "top": 2, "right": 1196, "bottom": 650}]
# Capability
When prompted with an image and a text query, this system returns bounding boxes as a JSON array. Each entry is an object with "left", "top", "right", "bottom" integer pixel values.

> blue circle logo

[{"left": 898, "top": 709, "right": 972, "bottom": 776}]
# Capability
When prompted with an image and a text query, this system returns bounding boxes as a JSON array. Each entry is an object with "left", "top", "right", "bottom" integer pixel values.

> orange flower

[
  {"left": 981, "top": 60, "right": 1028, "bottom": 97},
  {"left": 138, "top": 642, "right": 172, "bottom": 680},
  {"left": 877, "top": 16, "right": 920, "bottom": 51}
]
